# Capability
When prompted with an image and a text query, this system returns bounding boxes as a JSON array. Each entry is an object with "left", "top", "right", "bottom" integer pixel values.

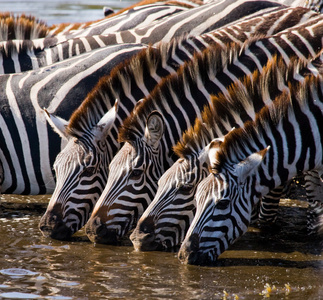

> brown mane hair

[
  {"left": 212, "top": 75, "right": 318, "bottom": 173},
  {"left": 0, "top": 13, "right": 49, "bottom": 40},
  {"left": 173, "top": 53, "right": 320, "bottom": 159},
  {"left": 117, "top": 41, "right": 244, "bottom": 144}
]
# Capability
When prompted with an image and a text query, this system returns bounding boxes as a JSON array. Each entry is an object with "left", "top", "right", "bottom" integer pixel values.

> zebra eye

[
  {"left": 81, "top": 167, "right": 96, "bottom": 177},
  {"left": 130, "top": 169, "right": 143, "bottom": 178},
  {"left": 216, "top": 200, "right": 230, "bottom": 210}
]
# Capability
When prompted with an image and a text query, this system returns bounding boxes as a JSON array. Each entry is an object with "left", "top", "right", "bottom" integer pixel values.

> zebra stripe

[
  {"left": 85, "top": 14, "right": 323, "bottom": 245},
  {"left": 178, "top": 62, "right": 323, "bottom": 265},
  {"left": 0, "top": 2, "right": 190, "bottom": 74},
  {"left": 0, "top": 0, "right": 285, "bottom": 74},
  {"left": 130, "top": 52, "right": 323, "bottom": 252},
  {"left": 0, "top": 43, "right": 146, "bottom": 195},
  {"left": 47, "top": 0, "right": 199, "bottom": 37},
  {"left": 40, "top": 5, "right": 320, "bottom": 241}
]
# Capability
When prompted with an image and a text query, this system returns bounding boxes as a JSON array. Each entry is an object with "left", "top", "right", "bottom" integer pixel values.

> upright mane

[
  {"left": 118, "top": 40, "right": 245, "bottom": 144},
  {"left": 173, "top": 52, "right": 322, "bottom": 159},
  {"left": 212, "top": 73, "right": 320, "bottom": 173},
  {"left": 0, "top": 13, "right": 49, "bottom": 40},
  {"left": 66, "top": 35, "right": 195, "bottom": 138}
]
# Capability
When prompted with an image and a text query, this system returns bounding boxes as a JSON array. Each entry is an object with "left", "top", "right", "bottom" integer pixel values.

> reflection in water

[{"left": 0, "top": 195, "right": 322, "bottom": 299}]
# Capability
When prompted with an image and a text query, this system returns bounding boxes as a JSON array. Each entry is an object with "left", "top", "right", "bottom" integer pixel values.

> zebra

[
  {"left": 85, "top": 15, "right": 323, "bottom": 245},
  {"left": 0, "top": 0, "right": 194, "bottom": 74},
  {"left": 47, "top": 0, "right": 200, "bottom": 38},
  {"left": 130, "top": 51, "right": 323, "bottom": 251},
  {"left": 178, "top": 61, "right": 323, "bottom": 266},
  {"left": 129, "top": 54, "right": 323, "bottom": 252},
  {"left": 0, "top": 0, "right": 286, "bottom": 74},
  {"left": 39, "top": 4, "right": 321, "bottom": 241},
  {"left": 0, "top": 13, "right": 50, "bottom": 41},
  {"left": 0, "top": 42, "right": 146, "bottom": 196}
]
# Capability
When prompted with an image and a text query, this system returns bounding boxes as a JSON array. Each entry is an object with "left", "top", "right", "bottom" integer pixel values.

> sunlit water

[
  {"left": 1, "top": 194, "right": 322, "bottom": 299},
  {"left": 1, "top": 1, "right": 323, "bottom": 299}
]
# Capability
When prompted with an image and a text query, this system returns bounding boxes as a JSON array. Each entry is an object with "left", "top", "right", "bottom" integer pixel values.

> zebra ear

[
  {"left": 207, "top": 138, "right": 223, "bottom": 168},
  {"left": 234, "top": 146, "right": 270, "bottom": 184},
  {"left": 43, "top": 109, "right": 70, "bottom": 140},
  {"left": 92, "top": 100, "right": 118, "bottom": 140},
  {"left": 143, "top": 111, "right": 165, "bottom": 148}
]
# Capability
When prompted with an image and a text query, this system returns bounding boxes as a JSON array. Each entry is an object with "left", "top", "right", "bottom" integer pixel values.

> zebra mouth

[
  {"left": 86, "top": 216, "right": 122, "bottom": 245},
  {"left": 39, "top": 213, "right": 73, "bottom": 241},
  {"left": 130, "top": 230, "right": 161, "bottom": 251}
]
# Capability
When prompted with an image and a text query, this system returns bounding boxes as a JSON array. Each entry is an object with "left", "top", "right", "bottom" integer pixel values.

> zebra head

[
  {"left": 178, "top": 140, "right": 269, "bottom": 265},
  {"left": 39, "top": 102, "right": 118, "bottom": 240},
  {"left": 130, "top": 156, "right": 200, "bottom": 251},
  {"left": 130, "top": 139, "right": 221, "bottom": 251},
  {"left": 86, "top": 111, "right": 165, "bottom": 244}
]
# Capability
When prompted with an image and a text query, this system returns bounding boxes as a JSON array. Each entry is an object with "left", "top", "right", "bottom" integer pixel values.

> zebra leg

[
  {"left": 251, "top": 184, "right": 293, "bottom": 230},
  {"left": 304, "top": 170, "right": 323, "bottom": 235}
]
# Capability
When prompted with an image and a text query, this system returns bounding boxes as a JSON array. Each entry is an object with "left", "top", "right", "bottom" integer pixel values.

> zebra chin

[{"left": 39, "top": 212, "right": 73, "bottom": 241}]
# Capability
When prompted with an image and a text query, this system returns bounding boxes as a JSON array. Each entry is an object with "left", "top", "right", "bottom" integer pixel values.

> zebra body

[
  {"left": 178, "top": 66, "right": 323, "bottom": 266},
  {"left": 40, "top": 5, "right": 321, "bottom": 241},
  {"left": 47, "top": 0, "right": 199, "bottom": 38},
  {"left": 85, "top": 15, "right": 323, "bottom": 245},
  {"left": 0, "top": 0, "right": 287, "bottom": 74},
  {"left": 0, "top": 2, "right": 190, "bottom": 74},
  {"left": 0, "top": 42, "right": 146, "bottom": 195}
]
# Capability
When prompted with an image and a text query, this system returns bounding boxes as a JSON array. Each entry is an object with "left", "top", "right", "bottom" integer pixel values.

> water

[
  {"left": 1, "top": 194, "right": 322, "bottom": 299},
  {"left": 1, "top": 1, "right": 323, "bottom": 299},
  {"left": 0, "top": 0, "right": 136, "bottom": 25}
]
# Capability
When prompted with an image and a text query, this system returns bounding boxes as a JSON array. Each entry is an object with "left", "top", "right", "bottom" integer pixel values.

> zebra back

[
  {"left": 178, "top": 61, "right": 323, "bottom": 265},
  {"left": 85, "top": 15, "right": 323, "bottom": 246},
  {"left": 0, "top": 0, "right": 290, "bottom": 74}
]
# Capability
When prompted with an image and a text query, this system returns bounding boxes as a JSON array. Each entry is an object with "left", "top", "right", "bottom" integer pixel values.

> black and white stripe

[
  {"left": 0, "top": 0, "right": 286, "bottom": 74},
  {"left": 178, "top": 62, "right": 323, "bottom": 265},
  {"left": 40, "top": 0, "right": 306, "bottom": 241},
  {"left": 85, "top": 14, "right": 323, "bottom": 246},
  {"left": 0, "top": 42, "right": 146, "bottom": 195}
]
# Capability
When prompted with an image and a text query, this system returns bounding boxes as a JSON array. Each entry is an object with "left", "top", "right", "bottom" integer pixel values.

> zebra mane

[
  {"left": 66, "top": 35, "right": 194, "bottom": 139},
  {"left": 0, "top": 13, "right": 49, "bottom": 40},
  {"left": 172, "top": 54, "right": 316, "bottom": 158},
  {"left": 212, "top": 72, "right": 320, "bottom": 174},
  {"left": 118, "top": 41, "right": 244, "bottom": 144}
]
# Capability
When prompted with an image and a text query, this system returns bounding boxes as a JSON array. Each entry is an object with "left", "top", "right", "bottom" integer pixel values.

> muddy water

[{"left": 0, "top": 194, "right": 322, "bottom": 299}]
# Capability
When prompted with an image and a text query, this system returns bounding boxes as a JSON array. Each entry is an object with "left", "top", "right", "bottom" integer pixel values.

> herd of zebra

[{"left": 1, "top": 0, "right": 323, "bottom": 266}]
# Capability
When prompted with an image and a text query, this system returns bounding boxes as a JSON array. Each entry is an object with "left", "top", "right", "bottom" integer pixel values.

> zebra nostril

[{"left": 39, "top": 212, "right": 72, "bottom": 240}]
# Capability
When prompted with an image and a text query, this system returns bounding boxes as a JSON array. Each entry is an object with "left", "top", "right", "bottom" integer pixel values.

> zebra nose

[
  {"left": 39, "top": 212, "right": 72, "bottom": 240},
  {"left": 178, "top": 233, "right": 200, "bottom": 264},
  {"left": 86, "top": 216, "right": 119, "bottom": 245},
  {"left": 130, "top": 216, "right": 158, "bottom": 251}
]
